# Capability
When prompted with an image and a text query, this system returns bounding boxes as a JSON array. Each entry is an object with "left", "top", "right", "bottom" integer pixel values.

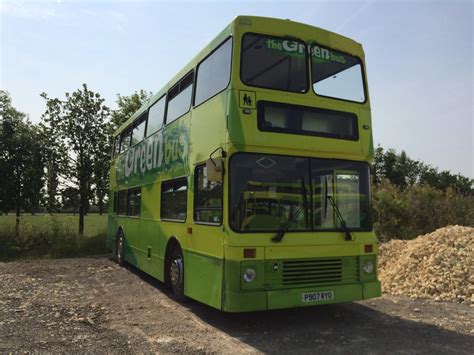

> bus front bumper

[{"left": 222, "top": 280, "right": 381, "bottom": 312}]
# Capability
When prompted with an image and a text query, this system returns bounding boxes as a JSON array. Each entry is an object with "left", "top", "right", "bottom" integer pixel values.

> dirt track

[{"left": 1, "top": 257, "right": 473, "bottom": 353}]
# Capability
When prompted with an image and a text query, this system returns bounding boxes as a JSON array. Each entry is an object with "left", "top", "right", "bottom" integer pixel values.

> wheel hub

[
  {"left": 170, "top": 257, "right": 183, "bottom": 286},
  {"left": 117, "top": 237, "right": 123, "bottom": 261}
]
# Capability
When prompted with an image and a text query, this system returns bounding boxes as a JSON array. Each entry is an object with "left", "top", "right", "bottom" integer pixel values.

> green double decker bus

[{"left": 107, "top": 15, "right": 381, "bottom": 312}]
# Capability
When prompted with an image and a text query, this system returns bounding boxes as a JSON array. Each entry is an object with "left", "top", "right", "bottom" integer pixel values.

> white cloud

[
  {"left": 108, "top": 10, "right": 127, "bottom": 33},
  {"left": 334, "top": 0, "right": 374, "bottom": 33}
]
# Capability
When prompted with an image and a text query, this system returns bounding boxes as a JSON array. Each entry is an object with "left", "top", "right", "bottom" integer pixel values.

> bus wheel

[
  {"left": 116, "top": 230, "right": 125, "bottom": 266},
  {"left": 169, "top": 247, "right": 187, "bottom": 302}
]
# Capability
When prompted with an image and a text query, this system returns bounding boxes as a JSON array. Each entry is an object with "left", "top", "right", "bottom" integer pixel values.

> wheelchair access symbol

[{"left": 239, "top": 90, "right": 256, "bottom": 109}]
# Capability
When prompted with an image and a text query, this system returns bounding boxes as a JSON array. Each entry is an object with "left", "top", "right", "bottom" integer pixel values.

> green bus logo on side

[{"left": 116, "top": 126, "right": 189, "bottom": 184}]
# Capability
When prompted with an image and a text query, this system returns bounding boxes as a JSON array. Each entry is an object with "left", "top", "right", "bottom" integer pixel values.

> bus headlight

[
  {"left": 363, "top": 261, "right": 374, "bottom": 274},
  {"left": 243, "top": 268, "right": 256, "bottom": 283}
]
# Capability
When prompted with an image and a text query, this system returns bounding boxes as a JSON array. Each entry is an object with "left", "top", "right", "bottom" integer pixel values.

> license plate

[{"left": 302, "top": 291, "right": 334, "bottom": 303}]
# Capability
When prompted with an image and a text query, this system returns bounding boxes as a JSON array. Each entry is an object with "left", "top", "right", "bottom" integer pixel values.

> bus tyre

[
  {"left": 169, "top": 247, "right": 187, "bottom": 302},
  {"left": 116, "top": 231, "right": 125, "bottom": 267}
]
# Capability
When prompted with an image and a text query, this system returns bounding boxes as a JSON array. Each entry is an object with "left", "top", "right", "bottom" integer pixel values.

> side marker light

[{"left": 244, "top": 248, "right": 256, "bottom": 258}]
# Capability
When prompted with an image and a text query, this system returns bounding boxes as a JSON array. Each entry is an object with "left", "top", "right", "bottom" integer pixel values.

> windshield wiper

[
  {"left": 323, "top": 176, "right": 353, "bottom": 241},
  {"left": 272, "top": 178, "right": 308, "bottom": 243},
  {"left": 325, "top": 195, "right": 354, "bottom": 241}
]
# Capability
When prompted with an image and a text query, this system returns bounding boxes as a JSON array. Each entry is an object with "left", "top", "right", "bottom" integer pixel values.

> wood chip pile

[{"left": 378, "top": 225, "right": 473, "bottom": 304}]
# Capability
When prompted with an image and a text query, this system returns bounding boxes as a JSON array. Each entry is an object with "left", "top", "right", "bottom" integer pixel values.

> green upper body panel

[{"left": 112, "top": 16, "right": 372, "bottom": 167}]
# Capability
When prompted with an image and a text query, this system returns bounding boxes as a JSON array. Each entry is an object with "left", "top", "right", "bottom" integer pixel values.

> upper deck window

[
  {"left": 147, "top": 95, "right": 166, "bottom": 137},
  {"left": 310, "top": 44, "right": 366, "bottom": 103},
  {"left": 119, "top": 127, "right": 131, "bottom": 153},
  {"left": 194, "top": 37, "right": 232, "bottom": 106},
  {"left": 166, "top": 72, "right": 194, "bottom": 124},
  {"left": 241, "top": 34, "right": 308, "bottom": 93},
  {"left": 131, "top": 113, "right": 146, "bottom": 146},
  {"left": 113, "top": 135, "right": 120, "bottom": 157}
]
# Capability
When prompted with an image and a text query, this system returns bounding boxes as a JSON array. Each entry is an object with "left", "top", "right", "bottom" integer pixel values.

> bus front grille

[{"left": 281, "top": 257, "right": 359, "bottom": 286}]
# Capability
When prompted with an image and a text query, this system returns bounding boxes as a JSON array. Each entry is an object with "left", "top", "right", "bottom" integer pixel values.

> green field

[
  {"left": 0, "top": 214, "right": 109, "bottom": 260},
  {"left": 0, "top": 214, "right": 107, "bottom": 237}
]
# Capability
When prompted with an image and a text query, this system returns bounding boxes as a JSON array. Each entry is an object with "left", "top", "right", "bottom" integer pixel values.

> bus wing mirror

[{"left": 206, "top": 158, "right": 223, "bottom": 182}]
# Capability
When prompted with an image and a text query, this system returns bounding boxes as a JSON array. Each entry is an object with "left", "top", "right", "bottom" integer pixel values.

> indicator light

[{"left": 243, "top": 248, "right": 256, "bottom": 258}]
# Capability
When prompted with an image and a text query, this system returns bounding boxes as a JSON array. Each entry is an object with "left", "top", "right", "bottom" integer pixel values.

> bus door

[{"left": 185, "top": 161, "right": 224, "bottom": 308}]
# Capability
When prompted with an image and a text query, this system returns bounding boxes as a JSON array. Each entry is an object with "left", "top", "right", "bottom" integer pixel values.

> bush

[{"left": 373, "top": 181, "right": 474, "bottom": 241}]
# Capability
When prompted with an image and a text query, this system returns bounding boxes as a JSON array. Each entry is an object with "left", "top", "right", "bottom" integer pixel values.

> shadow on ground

[{"left": 123, "top": 261, "right": 474, "bottom": 354}]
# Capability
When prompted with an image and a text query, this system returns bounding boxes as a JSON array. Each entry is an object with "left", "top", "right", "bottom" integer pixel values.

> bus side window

[
  {"left": 161, "top": 178, "right": 187, "bottom": 221},
  {"left": 127, "top": 188, "right": 141, "bottom": 217},
  {"left": 120, "top": 127, "right": 132, "bottom": 153},
  {"left": 117, "top": 190, "right": 127, "bottom": 216},
  {"left": 194, "top": 165, "right": 223, "bottom": 224},
  {"left": 113, "top": 135, "right": 120, "bottom": 157},
  {"left": 166, "top": 71, "right": 194, "bottom": 125},
  {"left": 132, "top": 114, "right": 147, "bottom": 146},
  {"left": 147, "top": 95, "right": 166, "bottom": 137},
  {"left": 194, "top": 37, "right": 232, "bottom": 106}
]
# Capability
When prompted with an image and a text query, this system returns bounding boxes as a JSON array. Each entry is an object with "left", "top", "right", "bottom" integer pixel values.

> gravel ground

[{"left": 1, "top": 257, "right": 473, "bottom": 353}]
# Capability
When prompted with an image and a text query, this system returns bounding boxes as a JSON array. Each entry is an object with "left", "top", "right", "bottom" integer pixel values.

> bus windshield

[{"left": 230, "top": 153, "right": 371, "bottom": 233}]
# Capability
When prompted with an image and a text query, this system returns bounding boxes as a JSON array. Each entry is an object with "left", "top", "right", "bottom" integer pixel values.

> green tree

[
  {"left": 0, "top": 91, "right": 16, "bottom": 214},
  {"left": 374, "top": 146, "right": 419, "bottom": 189},
  {"left": 22, "top": 124, "right": 45, "bottom": 214},
  {"left": 372, "top": 145, "right": 385, "bottom": 185},
  {"left": 372, "top": 146, "right": 472, "bottom": 194},
  {"left": 61, "top": 186, "right": 80, "bottom": 214},
  {"left": 0, "top": 91, "right": 45, "bottom": 225},
  {"left": 41, "top": 84, "right": 110, "bottom": 235},
  {"left": 111, "top": 90, "right": 151, "bottom": 133},
  {"left": 39, "top": 96, "right": 68, "bottom": 213},
  {"left": 419, "top": 166, "right": 472, "bottom": 196},
  {"left": 93, "top": 121, "right": 112, "bottom": 215}
]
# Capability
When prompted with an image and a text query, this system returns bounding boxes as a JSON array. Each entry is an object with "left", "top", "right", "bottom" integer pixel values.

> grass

[
  {"left": 0, "top": 213, "right": 107, "bottom": 237},
  {"left": 0, "top": 213, "right": 109, "bottom": 261}
]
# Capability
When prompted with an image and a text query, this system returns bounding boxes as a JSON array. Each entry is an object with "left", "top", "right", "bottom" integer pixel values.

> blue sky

[{"left": 1, "top": 0, "right": 472, "bottom": 178}]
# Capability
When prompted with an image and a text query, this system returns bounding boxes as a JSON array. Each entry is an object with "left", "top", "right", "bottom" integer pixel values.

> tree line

[
  {"left": 371, "top": 146, "right": 473, "bottom": 240},
  {"left": 0, "top": 87, "right": 150, "bottom": 235},
  {"left": 373, "top": 146, "right": 472, "bottom": 196},
  {"left": 0, "top": 85, "right": 472, "bottom": 237}
]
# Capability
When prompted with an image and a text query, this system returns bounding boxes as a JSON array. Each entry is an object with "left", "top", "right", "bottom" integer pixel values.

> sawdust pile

[{"left": 378, "top": 225, "right": 473, "bottom": 303}]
